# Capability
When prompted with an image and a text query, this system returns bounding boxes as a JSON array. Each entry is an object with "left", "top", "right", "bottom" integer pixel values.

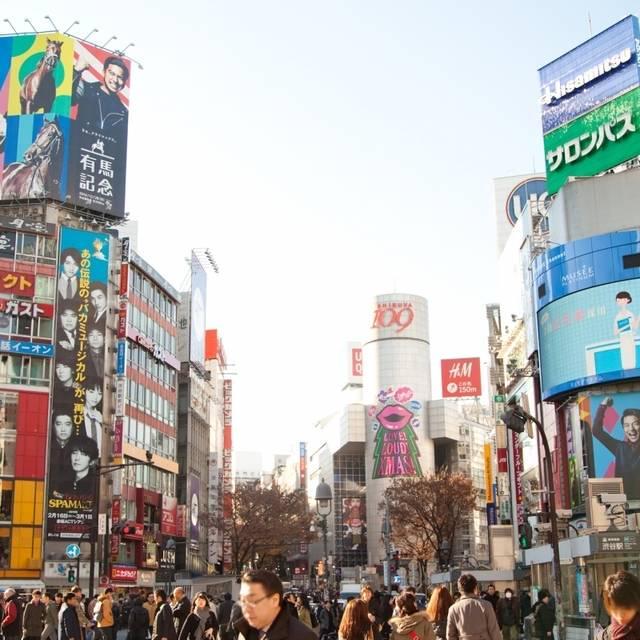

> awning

[{"left": 0, "top": 580, "right": 45, "bottom": 590}]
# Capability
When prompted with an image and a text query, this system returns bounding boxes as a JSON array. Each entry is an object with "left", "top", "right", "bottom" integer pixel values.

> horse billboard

[{"left": 0, "top": 33, "right": 131, "bottom": 218}]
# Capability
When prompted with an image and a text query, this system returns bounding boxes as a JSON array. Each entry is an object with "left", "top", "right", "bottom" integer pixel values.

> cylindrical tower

[{"left": 363, "top": 293, "right": 434, "bottom": 565}]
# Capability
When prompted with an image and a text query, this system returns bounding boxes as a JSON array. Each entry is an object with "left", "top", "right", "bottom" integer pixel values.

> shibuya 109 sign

[
  {"left": 371, "top": 301, "right": 414, "bottom": 334},
  {"left": 544, "top": 86, "right": 640, "bottom": 194}
]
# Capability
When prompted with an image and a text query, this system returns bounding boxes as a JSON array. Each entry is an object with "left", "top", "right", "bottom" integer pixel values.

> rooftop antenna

[
  {"left": 3, "top": 19, "right": 18, "bottom": 34},
  {"left": 63, "top": 20, "right": 79, "bottom": 35},
  {"left": 83, "top": 27, "right": 98, "bottom": 41},
  {"left": 43, "top": 15, "right": 58, "bottom": 31},
  {"left": 101, "top": 35, "right": 117, "bottom": 49},
  {"left": 24, "top": 18, "right": 38, "bottom": 32}
]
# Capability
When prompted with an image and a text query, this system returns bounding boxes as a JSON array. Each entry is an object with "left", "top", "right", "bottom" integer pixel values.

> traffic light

[
  {"left": 122, "top": 525, "right": 137, "bottom": 536},
  {"left": 67, "top": 567, "right": 76, "bottom": 584},
  {"left": 518, "top": 523, "right": 532, "bottom": 550},
  {"left": 501, "top": 405, "right": 527, "bottom": 433}
]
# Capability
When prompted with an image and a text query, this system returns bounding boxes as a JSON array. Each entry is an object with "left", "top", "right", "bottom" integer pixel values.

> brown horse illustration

[
  {"left": 20, "top": 39, "right": 62, "bottom": 114},
  {"left": 1, "top": 119, "right": 63, "bottom": 199}
]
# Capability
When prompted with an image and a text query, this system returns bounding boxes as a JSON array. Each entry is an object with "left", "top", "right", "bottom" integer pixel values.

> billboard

[
  {"left": 341, "top": 497, "right": 367, "bottom": 552},
  {"left": 0, "top": 33, "right": 131, "bottom": 217},
  {"left": 222, "top": 379, "right": 233, "bottom": 572},
  {"left": 544, "top": 86, "right": 640, "bottom": 195},
  {"left": 46, "top": 226, "right": 110, "bottom": 540},
  {"left": 347, "top": 342, "right": 362, "bottom": 385},
  {"left": 580, "top": 392, "right": 640, "bottom": 500},
  {"left": 190, "top": 254, "right": 206, "bottom": 366},
  {"left": 539, "top": 15, "right": 640, "bottom": 134},
  {"left": 189, "top": 475, "right": 200, "bottom": 545},
  {"left": 441, "top": 357, "right": 482, "bottom": 397},
  {"left": 538, "top": 277, "right": 640, "bottom": 398}
]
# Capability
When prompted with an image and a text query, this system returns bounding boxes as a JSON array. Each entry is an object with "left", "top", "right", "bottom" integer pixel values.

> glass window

[
  {"left": 17, "top": 315, "right": 32, "bottom": 337},
  {"left": 0, "top": 394, "right": 17, "bottom": 431},
  {"left": 0, "top": 480, "right": 13, "bottom": 521},
  {"left": 36, "top": 317, "right": 53, "bottom": 339},
  {"left": 35, "top": 275, "right": 55, "bottom": 301},
  {"left": 37, "top": 236, "right": 57, "bottom": 261},
  {"left": 130, "top": 380, "right": 137, "bottom": 406},
  {"left": 0, "top": 432, "right": 16, "bottom": 476},
  {"left": 17, "top": 233, "right": 36, "bottom": 258},
  {"left": 0, "top": 530, "right": 10, "bottom": 568}
]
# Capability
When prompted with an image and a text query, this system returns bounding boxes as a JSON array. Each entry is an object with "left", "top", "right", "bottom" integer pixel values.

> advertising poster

[
  {"left": 565, "top": 403, "right": 585, "bottom": 509},
  {"left": 46, "top": 226, "right": 110, "bottom": 539},
  {"left": 0, "top": 33, "right": 130, "bottom": 217},
  {"left": 341, "top": 497, "right": 367, "bottom": 551},
  {"left": 441, "top": 357, "right": 482, "bottom": 397},
  {"left": 369, "top": 385, "right": 423, "bottom": 479},
  {"left": 190, "top": 254, "right": 207, "bottom": 366},
  {"left": 582, "top": 392, "right": 640, "bottom": 500},
  {"left": 189, "top": 474, "right": 200, "bottom": 545},
  {"left": 538, "top": 277, "right": 640, "bottom": 398}
]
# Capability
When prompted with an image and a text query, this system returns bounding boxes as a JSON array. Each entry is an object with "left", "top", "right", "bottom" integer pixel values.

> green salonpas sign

[{"left": 544, "top": 86, "right": 640, "bottom": 194}]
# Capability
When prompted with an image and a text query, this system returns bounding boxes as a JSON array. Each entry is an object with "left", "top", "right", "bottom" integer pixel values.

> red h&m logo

[{"left": 441, "top": 358, "right": 482, "bottom": 398}]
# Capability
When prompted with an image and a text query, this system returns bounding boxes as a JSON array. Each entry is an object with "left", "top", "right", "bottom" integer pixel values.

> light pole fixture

[
  {"left": 502, "top": 402, "right": 563, "bottom": 640},
  {"left": 315, "top": 479, "right": 333, "bottom": 587}
]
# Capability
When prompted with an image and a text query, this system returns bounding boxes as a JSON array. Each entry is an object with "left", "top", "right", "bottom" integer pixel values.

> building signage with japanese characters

[
  {"left": 0, "top": 213, "right": 55, "bottom": 236},
  {"left": 46, "top": 227, "right": 111, "bottom": 540},
  {"left": 0, "top": 269, "right": 34, "bottom": 297},
  {"left": 223, "top": 379, "right": 233, "bottom": 573},
  {"left": 0, "top": 300, "right": 54, "bottom": 319},
  {"left": 0, "top": 339, "right": 53, "bottom": 357},
  {"left": 0, "top": 33, "right": 131, "bottom": 217}
]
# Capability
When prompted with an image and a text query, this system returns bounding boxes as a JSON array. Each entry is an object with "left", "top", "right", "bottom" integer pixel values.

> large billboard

[
  {"left": 544, "top": 86, "right": 640, "bottom": 195},
  {"left": 0, "top": 33, "right": 131, "bottom": 217},
  {"left": 190, "top": 254, "right": 207, "bottom": 366},
  {"left": 538, "top": 277, "right": 640, "bottom": 398},
  {"left": 46, "top": 226, "right": 110, "bottom": 539},
  {"left": 539, "top": 15, "right": 640, "bottom": 135},
  {"left": 341, "top": 497, "right": 367, "bottom": 552},
  {"left": 580, "top": 392, "right": 640, "bottom": 500}
]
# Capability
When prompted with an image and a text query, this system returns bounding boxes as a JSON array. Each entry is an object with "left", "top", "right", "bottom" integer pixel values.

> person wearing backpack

[
  {"left": 2, "top": 589, "right": 23, "bottom": 640},
  {"left": 129, "top": 599, "right": 150, "bottom": 640}
]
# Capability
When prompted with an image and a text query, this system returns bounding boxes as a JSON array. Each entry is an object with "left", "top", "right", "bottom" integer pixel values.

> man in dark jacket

[
  {"left": 496, "top": 589, "right": 519, "bottom": 640},
  {"left": 60, "top": 594, "right": 82, "bottom": 640},
  {"left": 216, "top": 593, "right": 235, "bottom": 640},
  {"left": 2, "top": 588, "right": 23, "bottom": 640},
  {"left": 171, "top": 589, "right": 191, "bottom": 637},
  {"left": 317, "top": 602, "right": 336, "bottom": 640},
  {"left": 534, "top": 590, "right": 555, "bottom": 639},
  {"left": 153, "top": 590, "right": 177, "bottom": 640},
  {"left": 233, "top": 569, "right": 316, "bottom": 640},
  {"left": 22, "top": 590, "right": 45, "bottom": 640},
  {"left": 42, "top": 593, "right": 62, "bottom": 640},
  {"left": 483, "top": 585, "right": 500, "bottom": 612},
  {"left": 128, "top": 598, "right": 150, "bottom": 640}
]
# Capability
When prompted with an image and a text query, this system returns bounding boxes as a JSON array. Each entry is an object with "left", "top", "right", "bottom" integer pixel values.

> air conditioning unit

[{"left": 586, "top": 478, "right": 625, "bottom": 531}]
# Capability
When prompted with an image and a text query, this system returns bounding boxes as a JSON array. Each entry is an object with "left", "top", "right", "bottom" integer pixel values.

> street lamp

[
  {"left": 315, "top": 479, "right": 332, "bottom": 589},
  {"left": 502, "top": 402, "right": 563, "bottom": 639},
  {"left": 88, "top": 452, "right": 155, "bottom": 594}
]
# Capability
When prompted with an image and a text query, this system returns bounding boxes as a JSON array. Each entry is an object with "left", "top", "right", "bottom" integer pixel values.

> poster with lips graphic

[{"left": 369, "top": 386, "right": 423, "bottom": 478}]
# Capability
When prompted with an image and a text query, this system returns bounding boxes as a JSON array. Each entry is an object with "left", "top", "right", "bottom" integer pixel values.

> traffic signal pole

[{"left": 502, "top": 404, "right": 563, "bottom": 640}]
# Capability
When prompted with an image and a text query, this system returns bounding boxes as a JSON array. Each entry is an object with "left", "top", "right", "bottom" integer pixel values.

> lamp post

[
  {"left": 502, "top": 403, "right": 563, "bottom": 640},
  {"left": 88, "top": 452, "right": 154, "bottom": 595},
  {"left": 315, "top": 479, "right": 333, "bottom": 592}
]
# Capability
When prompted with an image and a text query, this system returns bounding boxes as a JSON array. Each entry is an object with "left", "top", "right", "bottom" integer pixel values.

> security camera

[
  {"left": 598, "top": 493, "right": 627, "bottom": 506},
  {"left": 145, "top": 450, "right": 153, "bottom": 463}
]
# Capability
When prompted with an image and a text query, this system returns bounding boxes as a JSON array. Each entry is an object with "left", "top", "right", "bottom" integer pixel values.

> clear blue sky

[{"left": 4, "top": 1, "right": 637, "bottom": 454}]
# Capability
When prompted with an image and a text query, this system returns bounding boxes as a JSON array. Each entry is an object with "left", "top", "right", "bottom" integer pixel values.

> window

[
  {"left": 37, "top": 236, "right": 57, "bottom": 262},
  {"left": 0, "top": 481, "right": 13, "bottom": 521},
  {"left": 0, "top": 393, "right": 18, "bottom": 431},
  {"left": 0, "top": 530, "right": 10, "bottom": 568},
  {"left": 16, "top": 233, "right": 36, "bottom": 259},
  {"left": 0, "top": 433, "right": 16, "bottom": 476}
]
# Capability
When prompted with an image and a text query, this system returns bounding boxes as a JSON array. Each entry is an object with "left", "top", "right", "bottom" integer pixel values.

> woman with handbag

[{"left": 178, "top": 594, "right": 219, "bottom": 640}]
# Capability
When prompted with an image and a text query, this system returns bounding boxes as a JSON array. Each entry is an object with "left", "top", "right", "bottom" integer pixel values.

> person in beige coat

[
  {"left": 389, "top": 594, "right": 435, "bottom": 640},
  {"left": 446, "top": 575, "right": 501, "bottom": 640}
]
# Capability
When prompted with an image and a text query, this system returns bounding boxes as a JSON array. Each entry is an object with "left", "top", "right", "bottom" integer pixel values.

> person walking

[
  {"left": 338, "top": 600, "right": 372, "bottom": 640},
  {"left": 171, "top": 590, "right": 191, "bottom": 638},
  {"left": 318, "top": 601, "right": 337, "bottom": 640},
  {"left": 41, "top": 593, "right": 62, "bottom": 640},
  {"left": 482, "top": 587, "right": 499, "bottom": 613},
  {"left": 2, "top": 588, "right": 24, "bottom": 640},
  {"left": 232, "top": 569, "right": 316, "bottom": 640},
  {"left": 177, "top": 593, "right": 218, "bottom": 640},
  {"left": 23, "top": 590, "right": 46, "bottom": 640},
  {"left": 446, "top": 575, "right": 501, "bottom": 640},
  {"left": 95, "top": 589, "right": 115, "bottom": 640},
  {"left": 495, "top": 590, "right": 519, "bottom": 640},
  {"left": 388, "top": 594, "right": 434, "bottom": 640},
  {"left": 426, "top": 587, "right": 453, "bottom": 640},
  {"left": 60, "top": 594, "right": 82, "bottom": 640},
  {"left": 143, "top": 593, "right": 157, "bottom": 639},
  {"left": 599, "top": 570, "right": 640, "bottom": 640},
  {"left": 532, "top": 591, "right": 554, "bottom": 640},
  {"left": 215, "top": 595, "right": 234, "bottom": 640},
  {"left": 128, "top": 598, "right": 150, "bottom": 640},
  {"left": 295, "top": 596, "right": 313, "bottom": 629},
  {"left": 152, "top": 590, "right": 177, "bottom": 640},
  {"left": 70, "top": 587, "right": 91, "bottom": 640},
  {"left": 360, "top": 587, "right": 382, "bottom": 640}
]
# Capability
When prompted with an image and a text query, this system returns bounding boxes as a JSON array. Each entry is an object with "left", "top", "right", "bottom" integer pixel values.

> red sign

[
  {"left": 371, "top": 302, "right": 414, "bottom": 334},
  {"left": 512, "top": 432, "right": 525, "bottom": 526},
  {"left": 117, "top": 301, "right": 127, "bottom": 339},
  {"left": 0, "top": 299, "right": 53, "bottom": 318},
  {"left": 497, "top": 448, "right": 508, "bottom": 473},
  {"left": 441, "top": 357, "right": 482, "bottom": 398},
  {"left": 111, "top": 565, "right": 137, "bottom": 582},
  {"left": 0, "top": 270, "right": 34, "bottom": 297},
  {"left": 351, "top": 348, "right": 362, "bottom": 377},
  {"left": 113, "top": 418, "right": 123, "bottom": 456},
  {"left": 176, "top": 505, "right": 187, "bottom": 538},
  {"left": 111, "top": 499, "right": 121, "bottom": 557},
  {"left": 161, "top": 496, "right": 178, "bottom": 536},
  {"left": 119, "top": 263, "right": 129, "bottom": 297}
]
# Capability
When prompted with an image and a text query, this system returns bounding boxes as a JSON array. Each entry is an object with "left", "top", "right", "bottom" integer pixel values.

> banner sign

[
  {"left": 0, "top": 339, "right": 53, "bottom": 357},
  {"left": 0, "top": 299, "right": 53, "bottom": 318},
  {"left": 441, "top": 357, "right": 482, "bottom": 397},
  {"left": 161, "top": 495, "right": 178, "bottom": 536},
  {"left": 111, "top": 565, "right": 137, "bottom": 582},
  {"left": 46, "top": 226, "right": 110, "bottom": 540},
  {"left": 0, "top": 33, "right": 131, "bottom": 217},
  {"left": 222, "top": 379, "right": 233, "bottom": 572},
  {"left": 189, "top": 475, "right": 200, "bottom": 545},
  {"left": 0, "top": 213, "right": 55, "bottom": 236},
  {"left": 0, "top": 269, "right": 34, "bottom": 296},
  {"left": 512, "top": 433, "right": 525, "bottom": 526}
]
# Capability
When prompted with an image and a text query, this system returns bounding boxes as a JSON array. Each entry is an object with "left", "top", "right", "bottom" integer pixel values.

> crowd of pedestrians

[{"left": 0, "top": 567, "right": 636, "bottom": 640}]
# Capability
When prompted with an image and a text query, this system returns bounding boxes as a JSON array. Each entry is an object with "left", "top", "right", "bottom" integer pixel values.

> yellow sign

[{"left": 484, "top": 443, "right": 494, "bottom": 501}]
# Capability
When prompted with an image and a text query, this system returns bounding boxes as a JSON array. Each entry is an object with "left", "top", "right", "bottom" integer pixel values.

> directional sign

[{"left": 65, "top": 544, "right": 81, "bottom": 560}]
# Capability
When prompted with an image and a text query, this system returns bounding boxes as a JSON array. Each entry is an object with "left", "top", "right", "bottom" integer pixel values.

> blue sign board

[
  {"left": 117, "top": 340, "right": 126, "bottom": 375},
  {"left": 539, "top": 15, "right": 640, "bottom": 134},
  {"left": 0, "top": 339, "right": 54, "bottom": 357},
  {"left": 534, "top": 229, "right": 640, "bottom": 310},
  {"left": 65, "top": 543, "right": 80, "bottom": 559}
]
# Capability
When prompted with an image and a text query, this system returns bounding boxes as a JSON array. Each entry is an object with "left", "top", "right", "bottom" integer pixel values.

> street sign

[
  {"left": 98, "top": 514, "right": 107, "bottom": 535},
  {"left": 99, "top": 575, "right": 109, "bottom": 587},
  {"left": 65, "top": 544, "right": 81, "bottom": 559},
  {"left": 494, "top": 395, "right": 505, "bottom": 403}
]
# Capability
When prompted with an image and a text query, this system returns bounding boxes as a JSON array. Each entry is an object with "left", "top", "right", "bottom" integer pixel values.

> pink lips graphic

[{"left": 377, "top": 404, "right": 412, "bottom": 431}]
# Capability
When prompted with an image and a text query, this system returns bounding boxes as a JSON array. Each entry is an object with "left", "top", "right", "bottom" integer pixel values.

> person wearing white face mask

[{"left": 496, "top": 590, "right": 519, "bottom": 640}]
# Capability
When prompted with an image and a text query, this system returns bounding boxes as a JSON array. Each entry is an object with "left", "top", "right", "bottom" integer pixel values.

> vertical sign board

[
  {"left": 299, "top": 442, "right": 307, "bottom": 490},
  {"left": 190, "top": 254, "right": 207, "bottom": 366},
  {"left": 0, "top": 33, "right": 131, "bottom": 217},
  {"left": 189, "top": 475, "right": 200, "bottom": 546},
  {"left": 347, "top": 342, "right": 363, "bottom": 385},
  {"left": 511, "top": 432, "right": 525, "bottom": 526},
  {"left": 222, "top": 379, "right": 233, "bottom": 573},
  {"left": 46, "top": 227, "right": 111, "bottom": 540}
]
